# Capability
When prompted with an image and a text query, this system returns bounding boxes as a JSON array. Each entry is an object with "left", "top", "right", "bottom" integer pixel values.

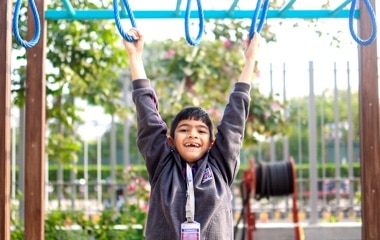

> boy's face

[{"left": 168, "top": 119, "right": 214, "bottom": 165}]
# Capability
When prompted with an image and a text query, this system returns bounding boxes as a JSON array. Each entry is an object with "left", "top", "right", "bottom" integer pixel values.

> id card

[{"left": 181, "top": 221, "right": 201, "bottom": 240}]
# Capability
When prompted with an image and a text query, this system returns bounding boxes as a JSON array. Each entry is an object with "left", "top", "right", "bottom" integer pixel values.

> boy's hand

[
  {"left": 122, "top": 28, "right": 144, "bottom": 57},
  {"left": 238, "top": 32, "right": 261, "bottom": 83},
  {"left": 244, "top": 32, "right": 261, "bottom": 63},
  {"left": 123, "top": 28, "right": 147, "bottom": 80}
]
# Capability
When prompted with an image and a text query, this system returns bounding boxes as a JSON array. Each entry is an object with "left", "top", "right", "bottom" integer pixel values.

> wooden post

[
  {"left": 24, "top": 0, "right": 47, "bottom": 239},
  {"left": 0, "top": 0, "right": 12, "bottom": 239},
  {"left": 358, "top": 0, "right": 380, "bottom": 239}
]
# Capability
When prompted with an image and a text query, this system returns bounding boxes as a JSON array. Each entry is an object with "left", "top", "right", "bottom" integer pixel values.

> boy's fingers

[{"left": 127, "top": 28, "right": 140, "bottom": 40}]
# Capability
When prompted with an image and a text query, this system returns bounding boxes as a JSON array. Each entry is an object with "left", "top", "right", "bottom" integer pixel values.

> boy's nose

[{"left": 188, "top": 131, "right": 198, "bottom": 138}]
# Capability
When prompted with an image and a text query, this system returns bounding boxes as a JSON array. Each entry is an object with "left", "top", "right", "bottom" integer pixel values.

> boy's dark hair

[{"left": 170, "top": 107, "right": 214, "bottom": 140}]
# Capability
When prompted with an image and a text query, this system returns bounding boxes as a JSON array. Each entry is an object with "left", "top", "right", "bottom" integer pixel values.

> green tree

[{"left": 12, "top": 0, "right": 128, "bottom": 164}]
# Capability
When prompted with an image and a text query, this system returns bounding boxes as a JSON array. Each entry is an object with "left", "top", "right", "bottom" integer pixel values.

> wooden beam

[
  {"left": 0, "top": 0, "right": 12, "bottom": 239},
  {"left": 24, "top": 0, "right": 47, "bottom": 239},
  {"left": 358, "top": 0, "right": 379, "bottom": 239}
]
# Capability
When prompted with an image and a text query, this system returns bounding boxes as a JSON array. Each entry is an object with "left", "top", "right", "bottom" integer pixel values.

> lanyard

[{"left": 185, "top": 164, "right": 195, "bottom": 222}]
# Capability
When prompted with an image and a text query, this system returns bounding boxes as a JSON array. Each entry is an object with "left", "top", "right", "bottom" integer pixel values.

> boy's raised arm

[
  {"left": 238, "top": 32, "right": 261, "bottom": 84},
  {"left": 122, "top": 28, "right": 147, "bottom": 81}
]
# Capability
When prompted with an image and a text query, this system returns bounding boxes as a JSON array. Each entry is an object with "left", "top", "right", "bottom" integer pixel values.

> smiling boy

[
  {"left": 168, "top": 107, "right": 214, "bottom": 165},
  {"left": 123, "top": 28, "right": 260, "bottom": 240}
]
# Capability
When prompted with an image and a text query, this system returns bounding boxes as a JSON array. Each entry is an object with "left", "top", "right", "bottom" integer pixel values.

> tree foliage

[{"left": 12, "top": 0, "right": 128, "bottom": 163}]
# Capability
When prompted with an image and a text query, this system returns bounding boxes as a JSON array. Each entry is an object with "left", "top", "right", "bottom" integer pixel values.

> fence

[{"left": 232, "top": 59, "right": 361, "bottom": 224}]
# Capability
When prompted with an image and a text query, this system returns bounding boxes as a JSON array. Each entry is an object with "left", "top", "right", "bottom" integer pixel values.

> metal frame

[{"left": 45, "top": 0, "right": 359, "bottom": 20}]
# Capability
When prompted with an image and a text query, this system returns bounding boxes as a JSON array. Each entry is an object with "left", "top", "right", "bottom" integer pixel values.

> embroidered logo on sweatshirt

[{"left": 202, "top": 167, "right": 213, "bottom": 183}]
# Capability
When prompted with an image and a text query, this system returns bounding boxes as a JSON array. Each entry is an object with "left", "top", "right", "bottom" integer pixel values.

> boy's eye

[{"left": 198, "top": 130, "right": 207, "bottom": 134}]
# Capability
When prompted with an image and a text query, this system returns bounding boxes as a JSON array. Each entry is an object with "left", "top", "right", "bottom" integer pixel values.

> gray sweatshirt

[{"left": 132, "top": 79, "right": 251, "bottom": 240}]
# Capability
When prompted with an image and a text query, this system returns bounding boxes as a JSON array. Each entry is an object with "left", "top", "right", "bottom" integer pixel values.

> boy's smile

[{"left": 168, "top": 119, "right": 214, "bottom": 165}]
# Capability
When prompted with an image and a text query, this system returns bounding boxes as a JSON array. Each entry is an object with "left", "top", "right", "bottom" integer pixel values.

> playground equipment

[
  {"left": 11, "top": 0, "right": 378, "bottom": 47},
  {"left": 1, "top": 1, "right": 379, "bottom": 240}
]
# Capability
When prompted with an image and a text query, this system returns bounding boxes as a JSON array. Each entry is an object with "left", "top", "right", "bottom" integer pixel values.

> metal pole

[
  {"left": 269, "top": 63, "right": 276, "bottom": 163},
  {"left": 57, "top": 162, "right": 62, "bottom": 209},
  {"left": 45, "top": 156, "right": 49, "bottom": 211},
  {"left": 282, "top": 63, "right": 289, "bottom": 162},
  {"left": 282, "top": 63, "right": 290, "bottom": 212},
  {"left": 346, "top": 61, "right": 355, "bottom": 207},
  {"left": 320, "top": 91, "right": 326, "bottom": 208},
  {"left": 333, "top": 62, "right": 341, "bottom": 208},
  {"left": 97, "top": 136, "right": 102, "bottom": 210},
  {"left": 110, "top": 115, "right": 116, "bottom": 209},
  {"left": 297, "top": 101, "right": 304, "bottom": 210},
  {"left": 84, "top": 140, "right": 89, "bottom": 217},
  {"left": 70, "top": 162, "right": 77, "bottom": 210},
  {"left": 11, "top": 126, "right": 16, "bottom": 200},
  {"left": 308, "top": 61, "right": 318, "bottom": 224},
  {"left": 122, "top": 71, "right": 131, "bottom": 168}
]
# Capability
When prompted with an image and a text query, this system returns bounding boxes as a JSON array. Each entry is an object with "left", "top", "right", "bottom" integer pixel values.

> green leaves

[{"left": 11, "top": 0, "right": 130, "bottom": 164}]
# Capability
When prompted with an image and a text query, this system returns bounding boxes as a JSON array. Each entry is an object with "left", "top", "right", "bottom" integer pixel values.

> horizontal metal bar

[{"left": 45, "top": 9, "right": 359, "bottom": 21}]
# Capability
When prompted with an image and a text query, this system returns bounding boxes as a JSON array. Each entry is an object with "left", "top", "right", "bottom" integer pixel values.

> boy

[{"left": 123, "top": 28, "right": 260, "bottom": 240}]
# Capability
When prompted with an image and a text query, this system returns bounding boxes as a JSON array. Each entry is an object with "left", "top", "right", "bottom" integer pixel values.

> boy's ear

[
  {"left": 209, "top": 139, "right": 215, "bottom": 149},
  {"left": 167, "top": 136, "right": 174, "bottom": 146}
]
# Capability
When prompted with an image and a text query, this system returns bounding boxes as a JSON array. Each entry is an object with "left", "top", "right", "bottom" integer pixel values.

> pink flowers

[
  {"left": 223, "top": 40, "right": 232, "bottom": 48},
  {"left": 140, "top": 202, "right": 149, "bottom": 212},
  {"left": 207, "top": 107, "right": 222, "bottom": 120},
  {"left": 123, "top": 165, "right": 151, "bottom": 213},
  {"left": 127, "top": 176, "right": 148, "bottom": 193},
  {"left": 164, "top": 49, "right": 176, "bottom": 59},
  {"left": 270, "top": 102, "right": 281, "bottom": 111}
]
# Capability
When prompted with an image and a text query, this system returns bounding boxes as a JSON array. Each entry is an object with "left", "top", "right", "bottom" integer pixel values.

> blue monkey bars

[
  {"left": 45, "top": 0, "right": 360, "bottom": 20},
  {"left": 45, "top": 9, "right": 359, "bottom": 20},
  {"left": 43, "top": 0, "right": 376, "bottom": 46}
]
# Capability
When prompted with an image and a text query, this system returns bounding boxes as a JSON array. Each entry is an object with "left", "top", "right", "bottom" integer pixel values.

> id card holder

[{"left": 181, "top": 221, "right": 201, "bottom": 240}]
